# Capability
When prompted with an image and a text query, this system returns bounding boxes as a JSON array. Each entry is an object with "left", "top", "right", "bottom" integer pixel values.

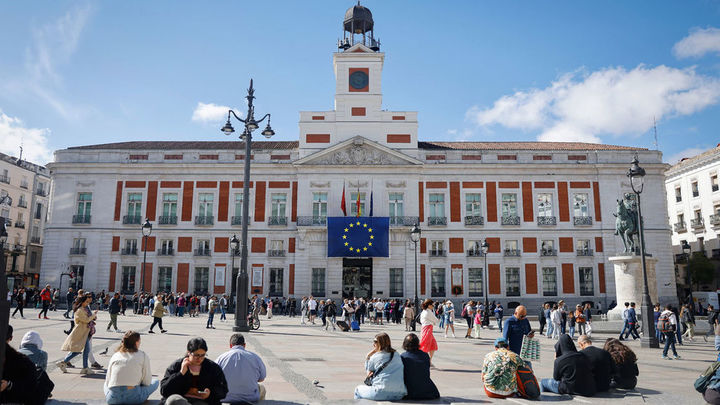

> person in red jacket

[{"left": 39, "top": 284, "right": 52, "bottom": 319}]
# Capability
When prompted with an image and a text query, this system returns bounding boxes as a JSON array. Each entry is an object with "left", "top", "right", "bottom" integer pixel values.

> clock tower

[{"left": 298, "top": 3, "right": 418, "bottom": 157}]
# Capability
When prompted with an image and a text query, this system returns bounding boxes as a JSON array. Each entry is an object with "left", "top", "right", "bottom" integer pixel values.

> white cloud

[
  {"left": 664, "top": 146, "right": 711, "bottom": 165},
  {"left": 468, "top": 65, "right": 720, "bottom": 143},
  {"left": 673, "top": 27, "right": 720, "bottom": 59},
  {"left": 191, "top": 102, "right": 239, "bottom": 123},
  {"left": 0, "top": 111, "right": 53, "bottom": 164}
]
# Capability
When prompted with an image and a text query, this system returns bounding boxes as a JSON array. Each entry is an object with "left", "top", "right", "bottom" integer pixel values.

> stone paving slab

[{"left": 6, "top": 308, "right": 712, "bottom": 404}]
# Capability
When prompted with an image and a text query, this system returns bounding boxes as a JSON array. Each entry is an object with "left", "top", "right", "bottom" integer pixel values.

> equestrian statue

[{"left": 614, "top": 193, "right": 639, "bottom": 254}]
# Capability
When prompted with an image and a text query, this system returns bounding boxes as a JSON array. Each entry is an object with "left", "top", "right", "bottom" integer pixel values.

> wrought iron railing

[
  {"left": 428, "top": 216, "right": 447, "bottom": 226},
  {"left": 157, "top": 248, "right": 174, "bottom": 256},
  {"left": 429, "top": 249, "right": 446, "bottom": 257},
  {"left": 464, "top": 215, "right": 484, "bottom": 226},
  {"left": 72, "top": 215, "right": 91, "bottom": 224},
  {"left": 268, "top": 250, "right": 286, "bottom": 257},
  {"left": 121, "top": 247, "right": 137, "bottom": 255},
  {"left": 674, "top": 221, "right": 687, "bottom": 233},
  {"left": 541, "top": 249, "right": 557, "bottom": 257},
  {"left": 537, "top": 216, "right": 557, "bottom": 226},
  {"left": 0, "top": 175, "right": 9, "bottom": 184},
  {"left": 297, "top": 216, "right": 326, "bottom": 226},
  {"left": 467, "top": 249, "right": 485, "bottom": 257},
  {"left": 123, "top": 215, "right": 142, "bottom": 225},
  {"left": 14, "top": 221, "right": 25, "bottom": 229},
  {"left": 573, "top": 216, "right": 593, "bottom": 226},
  {"left": 69, "top": 247, "right": 87, "bottom": 255},
  {"left": 30, "top": 237, "right": 41, "bottom": 244},
  {"left": 577, "top": 249, "right": 594, "bottom": 256},
  {"left": 35, "top": 189, "right": 47, "bottom": 197},
  {"left": 194, "top": 248, "right": 211, "bottom": 256},
  {"left": 17, "top": 200, "right": 27, "bottom": 208},
  {"left": 195, "top": 216, "right": 214, "bottom": 225},
  {"left": 504, "top": 249, "right": 521, "bottom": 257},
  {"left": 389, "top": 216, "right": 419, "bottom": 226},
  {"left": 158, "top": 215, "right": 177, "bottom": 225},
  {"left": 268, "top": 216, "right": 288, "bottom": 226},
  {"left": 231, "top": 216, "right": 244, "bottom": 225},
  {"left": 691, "top": 218, "right": 704, "bottom": 229},
  {"left": 710, "top": 214, "right": 720, "bottom": 226},
  {"left": 501, "top": 215, "right": 520, "bottom": 226}
]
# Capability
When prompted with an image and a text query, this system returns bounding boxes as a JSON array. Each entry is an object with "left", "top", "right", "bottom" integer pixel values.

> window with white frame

[
  {"left": 505, "top": 240, "right": 518, "bottom": 253},
  {"left": 389, "top": 192, "right": 404, "bottom": 217},
  {"left": 198, "top": 193, "right": 214, "bottom": 217},
  {"left": 541, "top": 239, "right": 555, "bottom": 254},
  {"left": 311, "top": 268, "right": 326, "bottom": 296},
  {"left": 158, "top": 266, "right": 172, "bottom": 292},
  {"left": 350, "top": 192, "right": 366, "bottom": 216},
  {"left": 431, "top": 268, "right": 446, "bottom": 297},
  {"left": 194, "top": 267, "right": 209, "bottom": 295},
  {"left": 430, "top": 240, "right": 444, "bottom": 256},
  {"left": 501, "top": 193, "right": 517, "bottom": 217},
  {"left": 429, "top": 194, "right": 445, "bottom": 217},
  {"left": 712, "top": 174, "right": 719, "bottom": 192},
  {"left": 76, "top": 192, "right": 92, "bottom": 216},
  {"left": 160, "top": 239, "right": 173, "bottom": 254},
  {"left": 579, "top": 267, "right": 594, "bottom": 296},
  {"left": 537, "top": 193, "right": 553, "bottom": 217},
  {"left": 466, "top": 193, "right": 482, "bottom": 216},
  {"left": 269, "top": 268, "right": 284, "bottom": 296},
  {"left": 271, "top": 193, "right": 287, "bottom": 218},
  {"left": 162, "top": 193, "right": 177, "bottom": 217},
  {"left": 576, "top": 239, "right": 591, "bottom": 253},
  {"left": 389, "top": 268, "right": 403, "bottom": 297},
  {"left": 72, "top": 238, "right": 86, "bottom": 249},
  {"left": 196, "top": 239, "right": 210, "bottom": 254},
  {"left": 542, "top": 267, "right": 557, "bottom": 296},
  {"left": 269, "top": 240, "right": 284, "bottom": 255},
  {"left": 233, "top": 193, "right": 243, "bottom": 216},
  {"left": 692, "top": 181, "right": 699, "bottom": 197},
  {"left": 505, "top": 267, "right": 520, "bottom": 296},
  {"left": 127, "top": 193, "right": 142, "bottom": 218},
  {"left": 675, "top": 186, "right": 682, "bottom": 202},
  {"left": 573, "top": 193, "right": 589, "bottom": 217},
  {"left": 124, "top": 239, "right": 137, "bottom": 252},
  {"left": 468, "top": 268, "right": 483, "bottom": 297},
  {"left": 121, "top": 266, "right": 136, "bottom": 294},
  {"left": 312, "top": 192, "right": 327, "bottom": 219}
]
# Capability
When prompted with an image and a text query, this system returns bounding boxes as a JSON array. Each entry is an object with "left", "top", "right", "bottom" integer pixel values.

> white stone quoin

[{"left": 607, "top": 255, "right": 658, "bottom": 319}]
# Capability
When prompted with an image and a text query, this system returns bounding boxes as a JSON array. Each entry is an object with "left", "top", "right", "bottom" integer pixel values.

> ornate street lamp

[
  {"left": 410, "top": 225, "right": 421, "bottom": 326},
  {"left": 627, "top": 155, "right": 659, "bottom": 348},
  {"left": 140, "top": 218, "right": 152, "bottom": 293},
  {"left": 230, "top": 234, "right": 239, "bottom": 309},
  {"left": 681, "top": 240, "right": 693, "bottom": 309},
  {"left": 0, "top": 220, "right": 9, "bottom": 379},
  {"left": 481, "top": 240, "right": 490, "bottom": 326},
  {"left": 222, "top": 79, "right": 274, "bottom": 332}
]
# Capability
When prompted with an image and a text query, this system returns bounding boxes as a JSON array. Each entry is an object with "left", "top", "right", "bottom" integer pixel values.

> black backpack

[{"left": 695, "top": 361, "right": 720, "bottom": 393}]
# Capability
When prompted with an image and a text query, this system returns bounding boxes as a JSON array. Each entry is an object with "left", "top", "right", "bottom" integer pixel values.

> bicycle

[{"left": 247, "top": 313, "right": 260, "bottom": 330}]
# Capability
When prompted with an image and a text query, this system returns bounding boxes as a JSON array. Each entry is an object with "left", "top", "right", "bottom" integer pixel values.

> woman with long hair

[
  {"left": 443, "top": 300, "right": 456, "bottom": 338},
  {"left": 57, "top": 294, "right": 98, "bottom": 374},
  {"left": 104, "top": 331, "right": 159, "bottom": 404},
  {"left": 160, "top": 338, "right": 228, "bottom": 405},
  {"left": 603, "top": 338, "right": 639, "bottom": 389},
  {"left": 354, "top": 333, "right": 407, "bottom": 400},
  {"left": 419, "top": 299, "right": 439, "bottom": 362}
]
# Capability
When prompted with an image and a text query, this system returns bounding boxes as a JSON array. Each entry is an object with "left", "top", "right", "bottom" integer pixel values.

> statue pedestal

[{"left": 607, "top": 255, "right": 659, "bottom": 320}]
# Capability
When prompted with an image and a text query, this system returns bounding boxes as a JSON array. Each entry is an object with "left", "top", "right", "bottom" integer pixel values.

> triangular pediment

[
  {"left": 294, "top": 136, "right": 423, "bottom": 166},
  {"left": 344, "top": 43, "right": 374, "bottom": 53}
]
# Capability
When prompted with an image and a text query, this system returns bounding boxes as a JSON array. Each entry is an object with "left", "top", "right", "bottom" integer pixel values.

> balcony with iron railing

[
  {"left": 501, "top": 215, "right": 520, "bottom": 226},
  {"left": 504, "top": 249, "right": 521, "bottom": 257},
  {"left": 691, "top": 218, "right": 705, "bottom": 230},
  {"left": 268, "top": 250, "right": 286, "bottom": 257},
  {"left": 714, "top": 184, "right": 719, "bottom": 192},
  {"left": 72, "top": 215, "right": 91, "bottom": 224},
  {"left": 693, "top": 190, "right": 700, "bottom": 198},
  {"left": 17, "top": 200, "right": 27, "bottom": 208},
  {"left": 537, "top": 216, "right": 557, "bottom": 226},
  {"left": 35, "top": 189, "right": 47, "bottom": 197},
  {"left": 467, "top": 249, "right": 485, "bottom": 257},
  {"left": 297, "top": 216, "right": 326, "bottom": 226},
  {"left": 541, "top": 249, "right": 557, "bottom": 257},
  {"left": 464, "top": 215, "right": 484, "bottom": 226},
  {"left": 0, "top": 175, "right": 9, "bottom": 184},
  {"left": 577, "top": 249, "right": 594, "bottom": 256},
  {"left": 268, "top": 216, "right": 288, "bottom": 226},
  {"left": 428, "top": 216, "right": 447, "bottom": 226},
  {"left": 574, "top": 216, "right": 593, "bottom": 226},
  {"left": 69, "top": 247, "right": 87, "bottom": 255},
  {"left": 675, "top": 253, "right": 688, "bottom": 264},
  {"left": 194, "top": 248, "right": 211, "bottom": 256},
  {"left": 157, "top": 248, "right": 174, "bottom": 256},
  {"left": 195, "top": 216, "right": 214, "bottom": 226},
  {"left": 30, "top": 237, "right": 41, "bottom": 244},
  {"left": 676, "top": 196, "right": 682, "bottom": 203},
  {"left": 121, "top": 247, "right": 137, "bottom": 255},
  {"left": 123, "top": 215, "right": 142, "bottom": 225},
  {"left": 20, "top": 181, "right": 28, "bottom": 189},
  {"left": 158, "top": 215, "right": 178, "bottom": 225},
  {"left": 710, "top": 214, "right": 720, "bottom": 227},
  {"left": 14, "top": 221, "right": 25, "bottom": 229},
  {"left": 2, "top": 218, "right": 11, "bottom": 226},
  {"left": 674, "top": 221, "right": 687, "bottom": 233},
  {"left": 231, "top": 216, "right": 245, "bottom": 226},
  {"left": 429, "top": 249, "right": 446, "bottom": 257},
  {"left": 390, "top": 216, "right": 419, "bottom": 226},
  {"left": 11, "top": 244, "right": 24, "bottom": 252}
]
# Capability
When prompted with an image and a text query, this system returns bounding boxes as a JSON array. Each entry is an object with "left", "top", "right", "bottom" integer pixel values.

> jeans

[
  {"left": 104, "top": 379, "right": 159, "bottom": 404},
  {"left": 619, "top": 319, "right": 629, "bottom": 337},
  {"left": 569, "top": 326, "right": 575, "bottom": 339},
  {"left": 178, "top": 307, "right": 185, "bottom": 317},
  {"left": 64, "top": 336, "right": 91, "bottom": 368},
  {"left": 39, "top": 301, "right": 50, "bottom": 318},
  {"left": 663, "top": 332, "right": 678, "bottom": 357},
  {"left": 497, "top": 319, "right": 503, "bottom": 331},
  {"left": 220, "top": 307, "right": 226, "bottom": 320},
  {"left": 206, "top": 311, "right": 215, "bottom": 327},
  {"left": 624, "top": 322, "right": 639, "bottom": 339},
  {"left": 168, "top": 304, "right": 175, "bottom": 316},
  {"left": 546, "top": 321, "right": 554, "bottom": 337},
  {"left": 540, "top": 378, "right": 561, "bottom": 393}
]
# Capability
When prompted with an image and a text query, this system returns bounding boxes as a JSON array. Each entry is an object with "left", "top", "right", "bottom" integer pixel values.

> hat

[
  {"left": 494, "top": 337, "right": 508, "bottom": 347},
  {"left": 21, "top": 330, "right": 43, "bottom": 350}
]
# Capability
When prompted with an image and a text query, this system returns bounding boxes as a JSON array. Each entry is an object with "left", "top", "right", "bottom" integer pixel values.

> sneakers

[
  {"left": 148, "top": 330, "right": 155, "bottom": 333},
  {"left": 63, "top": 330, "right": 70, "bottom": 335},
  {"left": 662, "top": 356, "right": 672, "bottom": 360},
  {"left": 705, "top": 335, "right": 709, "bottom": 342},
  {"left": 56, "top": 361, "right": 67, "bottom": 373},
  {"left": 674, "top": 355, "right": 682, "bottom": 360},
  {"left": 80, "top": 368, "right": 93, "bottom": 375},
  {"left": 44, "top": 317, "right": 49, "bottom": 319},
  {"left": 452, "top": 333, "right": 456, "bottom": 338},
  {"left": 106, "top": 328, "right": 111, "bottom": 332},
  {"left": 161, "top": 330, "right": 167, "bottom": 333},
  {"left": 91, "top": 362, "right": 103, "bottom": 370},
  {"left": 66, "top": 362, "right": 75, "bottom": 368}
]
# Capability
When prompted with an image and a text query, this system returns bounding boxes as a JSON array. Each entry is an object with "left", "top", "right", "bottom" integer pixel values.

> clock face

[{"left": 349, "top": 70, "right": 369, "bottom": 90}]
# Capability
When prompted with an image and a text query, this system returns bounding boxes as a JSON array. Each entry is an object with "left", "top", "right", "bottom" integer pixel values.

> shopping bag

[{"left": 519, "top": 335, "right": 540, "bottom": 362}]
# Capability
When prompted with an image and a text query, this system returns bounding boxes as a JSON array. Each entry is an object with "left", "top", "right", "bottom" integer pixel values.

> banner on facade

[
  {"left": 327, "top": 216, "right": 389, "bottom": 257},
  {"left": 214, "top": 266, "right": 225, "bottom": 286}
]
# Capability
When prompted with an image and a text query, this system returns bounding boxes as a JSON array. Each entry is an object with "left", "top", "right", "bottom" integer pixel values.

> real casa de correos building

[{"left": 40, "top": 4, "right": 677, "bottom": 308}]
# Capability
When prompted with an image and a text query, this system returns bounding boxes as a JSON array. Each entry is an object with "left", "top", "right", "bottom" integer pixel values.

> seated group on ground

[{"left": 1, "top": 325, "right": 54, "bottom": 404}]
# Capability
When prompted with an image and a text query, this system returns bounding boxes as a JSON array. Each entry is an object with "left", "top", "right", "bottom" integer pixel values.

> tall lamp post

[
  {"left": 140, "top": 219, "right": 152, "bottom": 293},
  {"left": 627, "top": 155, "right": 659, "bottom": 348},
  {"left": 0, "top": 220, "right": 10, "bottom": 379},
  {"left": 682, "top": 240, "right": 693, "bottom": 310},
  {"left": 481, "top": 240, "right": 490, "bottom": 326},
  {"left": 230, "top": 235, "right": 239, "bottom": 310},
  {"left": 221, "top": 79, "right": 275, "bottom": 332},
  {"left": 410, "top": 225, "right": 421, "bottom": 320}
]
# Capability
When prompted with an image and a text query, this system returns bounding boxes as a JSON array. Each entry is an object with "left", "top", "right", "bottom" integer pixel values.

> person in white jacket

[
  {"left": 551, "top": 304, "right": 562, "bottom": 340},
  {"left": 104, "top": 331, "right": 158, "bottom": 404},
  {"left": 419, "top": 299, "right": 440, "bottom": 362},
  {"left": 660, "top": 305, "right": 681, "bottom": 360}
]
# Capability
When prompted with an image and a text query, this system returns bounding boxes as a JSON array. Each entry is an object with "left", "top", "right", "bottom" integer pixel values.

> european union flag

[{"left": 327, "top": 217, "right": 389, "bottom": 257}]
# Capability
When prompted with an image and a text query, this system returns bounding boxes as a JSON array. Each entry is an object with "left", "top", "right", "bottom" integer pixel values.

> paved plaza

[{"left": 7, "top": 307, "right": 714, "bottom": 404}]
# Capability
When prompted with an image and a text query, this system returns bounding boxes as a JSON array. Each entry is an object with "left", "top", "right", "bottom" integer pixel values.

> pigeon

[
  {"left": 100, "top": 347, "right": 108, "bottom": 355},
  {"left": 313, "top": 380, "right": 319, "bottom": 385}
]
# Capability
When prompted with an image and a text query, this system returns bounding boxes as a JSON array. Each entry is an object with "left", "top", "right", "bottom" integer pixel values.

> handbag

[
  {"left": 519, "top": 335, "right": 540, "bottom": 362},
  {"left": 364, "top": 351, "right": 395, "bottom": 386}
]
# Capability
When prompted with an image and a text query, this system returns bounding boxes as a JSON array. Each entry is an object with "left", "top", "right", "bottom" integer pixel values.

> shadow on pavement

[{"left": 436, "top": 368, "right": 483, "bottom": 373}]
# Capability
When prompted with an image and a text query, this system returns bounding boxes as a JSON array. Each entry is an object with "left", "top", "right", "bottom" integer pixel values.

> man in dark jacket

[
  {"left": 106, "top": 292, "right": 121, "bottom": 332},
  {"left": 540, "top": 334, "right": 596, "bottom": 397},
  {"left": 578, "top": 335, "right": 614, "bottom": 392},
  {"left": 64, "top": 287, "right": 75, "bottom": 319}
]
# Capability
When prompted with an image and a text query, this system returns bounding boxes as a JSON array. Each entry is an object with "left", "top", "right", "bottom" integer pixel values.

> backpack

[
  {"left": 461, "top": 306, "right": 468, "bottom": 318},
  {"left": 657, "top": 313, "right": 676, "bottom": 333},
  {"left": 516, "top": 365, "right": 541, "bottom": 399},
  {"left": 695, "top": 361, "right": 720, "bottom": 393}
]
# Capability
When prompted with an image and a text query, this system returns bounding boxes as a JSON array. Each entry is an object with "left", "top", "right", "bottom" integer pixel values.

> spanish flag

[
  {"left": 356, "top": 191, "right": 361, "bottom": 217},
  {"left": 341, "top": 182, "right": 347, "bottom": 216}
]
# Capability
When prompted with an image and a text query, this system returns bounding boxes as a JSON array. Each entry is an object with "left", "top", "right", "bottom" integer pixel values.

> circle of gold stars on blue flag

[{"left": 342, "top": 220, "right": 375, "bottom": 254}]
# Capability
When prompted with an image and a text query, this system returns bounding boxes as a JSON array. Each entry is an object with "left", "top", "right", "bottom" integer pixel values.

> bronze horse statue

[{"left": 614, "top": 195, "right": 638, "bottom": 253}]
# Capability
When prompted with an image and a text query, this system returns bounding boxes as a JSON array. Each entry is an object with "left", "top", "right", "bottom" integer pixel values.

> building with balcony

[
  {"left": 666, "top": 144, "right": 720, "bottom": 296},
  {"left": 39, "top": 4, "right": 676, "bottom": 307}
]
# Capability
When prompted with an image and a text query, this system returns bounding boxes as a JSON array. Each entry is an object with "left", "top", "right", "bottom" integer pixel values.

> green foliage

[{"left": 687, "top": 253, "right": 717, "bottom": 288}]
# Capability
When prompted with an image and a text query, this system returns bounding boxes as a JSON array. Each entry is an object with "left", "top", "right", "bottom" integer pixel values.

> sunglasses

[{"left": 189, "top": 352, "right": 206, "bottom": 358}]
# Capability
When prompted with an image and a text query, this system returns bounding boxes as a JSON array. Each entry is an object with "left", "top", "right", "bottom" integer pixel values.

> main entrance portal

[{"left": 342, "top": 258, "right": 372, "bottom": 299}]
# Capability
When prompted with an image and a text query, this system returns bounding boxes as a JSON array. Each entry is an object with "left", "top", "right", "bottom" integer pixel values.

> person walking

[
  {"left": 57, "top": 294, "right": 98, "bottom": 374},
  {"left": 494, "top": 303, "right": 504, "bottom": 332},
  {"left": 308, "top": 295, "right": 318, "bottom": 324},
  {"left": 267, "top": 297, "right": 274, "bottom": 319},
  {"left": 324, "top": 299, "right": 337, "bottom": 331},
  {"left": 682, "top": 304, "right": 696, "bottom": 341},
  {"left": 538, "top": 304, "right": 547, "bottom": 335},
  {"left": 659, "top": 304, "right": 680, "bottom": 360},
  {"left": 551, "top": 304, "right": 562, "bottom": 340},
  {"left": 462, "top": 301, "right": 475, "bottom": 338},
  {"left": 300, "top": 296, "right": 308, "bottom": 325},
  {"left": 206, "top": 296, "right": 218, "bottom": 329},
  {"left": 404, "top": 303, "right": 416, "bottom": 332},
  {"left": 104, "top": 331, "right": 159, "bottom": 404},
  {"left": 148, "top": 294, "right": 168, "bottom": 334},
  {"left": 11, "top": 288, "right": 25, "bottom": 318},
  {"left": 567, "top": 311, "right": 576, "bottom": 339},
  {"left": 558, "top": 300, "right": 567, "bottom": 334},
  {"left": 623, "top": 302, "right": 640, "bottom": 340},
  {"left": 575, "top": 304, "right": 587, "bottom": 336},
  {"left": 706, "top": 305, "right": 718, "bottom": 342},
  {"left": 38, "top": 284, "right": 52, "bottom": 319},
  {"left": 419, "top": 299, "right": 439, "bottom": 363},
  {"left": 584, "top": 303, "right": 594, "bottom": 337},
  {"left": 443, "top": 300, "right": 456, "bottom": 338},
  {"left": 544, "top": 303, "right": 553, "bottom": 338},
  {"left": 177, "top": 293, "right": 186, "bottom": 317},
  {"left": 219, "top": 295, "right": 228, "bottom": 322},
  {"left": 107, "top": 292, "right": 122, "bottom": 332},
  {"left": 64, "top": 287, "right": 75, "bottom": 318}
]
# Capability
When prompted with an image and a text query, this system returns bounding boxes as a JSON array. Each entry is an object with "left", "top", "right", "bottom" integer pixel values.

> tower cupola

[{"left": 338, "top": 2, "right": 380, "bottom": 51}]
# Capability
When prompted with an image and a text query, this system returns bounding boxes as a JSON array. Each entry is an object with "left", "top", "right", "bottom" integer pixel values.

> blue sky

[{"left": 1, "top": 1, "right": 720, "bottom": 164}]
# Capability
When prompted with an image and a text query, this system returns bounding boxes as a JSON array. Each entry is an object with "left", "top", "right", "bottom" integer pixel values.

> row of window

[
  {"left": 674, "top": 204, "right": 720, "bottom": 233},
  {"left": 73, "top": 190, "right": 594, "bottom": 225},
  {"left": 674, "top": 173, "right": 719, "bottom": 202},
  {"left": 429, "top": 239, "right": 595, "bottom": 257},
  {"left": 0, "top": 169, "right": 47, "bottom": 195}
]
